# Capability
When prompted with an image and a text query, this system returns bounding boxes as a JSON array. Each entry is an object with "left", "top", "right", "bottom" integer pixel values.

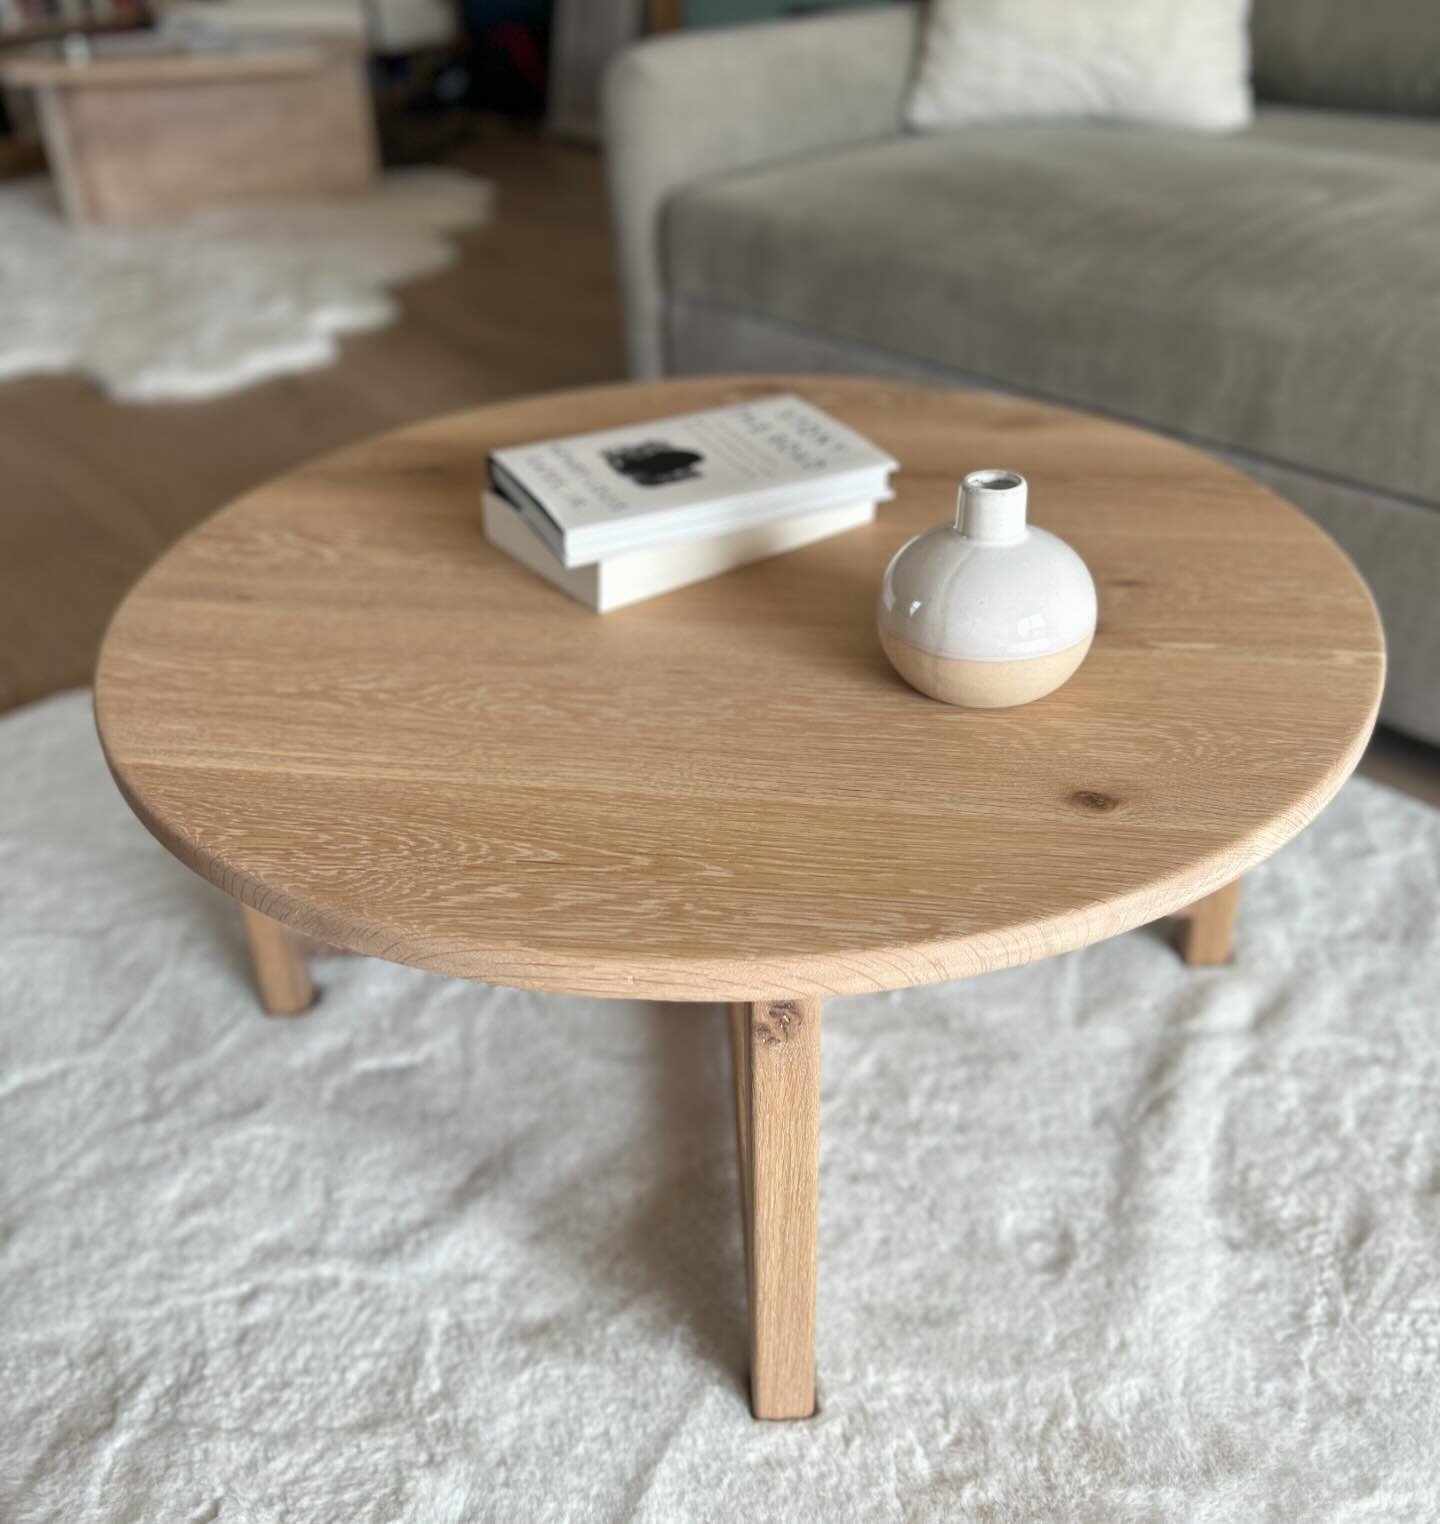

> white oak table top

[{"left": 94, "top": 377, "right": 1385, "bottom": 1001}]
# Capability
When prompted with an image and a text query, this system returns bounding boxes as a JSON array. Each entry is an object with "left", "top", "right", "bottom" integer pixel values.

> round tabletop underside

[{"left": 95, "top": 377, "right": 1384, "bottom": 1000}]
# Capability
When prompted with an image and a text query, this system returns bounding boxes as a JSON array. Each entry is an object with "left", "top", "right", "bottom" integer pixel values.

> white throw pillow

[{"left": 906, "top": 0, "right": 1254, "bottom": 133}]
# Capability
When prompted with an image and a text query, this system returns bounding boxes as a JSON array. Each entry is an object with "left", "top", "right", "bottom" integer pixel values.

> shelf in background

[{"left": 0, "top": 10, "right": 152, "bottom": 52}]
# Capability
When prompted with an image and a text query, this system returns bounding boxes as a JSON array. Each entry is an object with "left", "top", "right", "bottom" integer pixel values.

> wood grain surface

[{"left": 94, "top": 377, "right": 1385, "bottom": 1001}]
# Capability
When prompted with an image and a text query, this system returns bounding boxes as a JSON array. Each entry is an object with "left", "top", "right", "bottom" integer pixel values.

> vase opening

[
  {"left": 967, "top": 470, "right": 1023, "bottom": 492},
  {"left": 958, "top": 469, "right": 1028, "bottom": 544}
]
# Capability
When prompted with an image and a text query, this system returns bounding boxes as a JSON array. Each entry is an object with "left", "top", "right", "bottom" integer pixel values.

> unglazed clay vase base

[
  {"left": 876, "top": 468, "right": 1097, "bottom": 709},
  {"left": 879, "top": 626, "right": 1094, "bottom": 709}
]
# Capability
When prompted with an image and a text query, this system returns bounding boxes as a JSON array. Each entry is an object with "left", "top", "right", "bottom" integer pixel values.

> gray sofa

[{"left": 603, "top": 1, "right": 1440, "bottom": 744}]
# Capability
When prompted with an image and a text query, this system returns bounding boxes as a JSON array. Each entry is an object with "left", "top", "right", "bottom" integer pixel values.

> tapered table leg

[
  {"left": 1173, "top": 878, "right": 1243, "bottom": 965},
  {"left": 242, "top": 905, "right": 315, "bottom": 1016},
  {"left": 733, "top": 998, "right": 822, "bottom": 1420}
]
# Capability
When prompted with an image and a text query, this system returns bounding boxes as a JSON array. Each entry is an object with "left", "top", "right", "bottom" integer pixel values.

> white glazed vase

[{"left": 877, "top": 470, "right": 1096, "bottom": 708}]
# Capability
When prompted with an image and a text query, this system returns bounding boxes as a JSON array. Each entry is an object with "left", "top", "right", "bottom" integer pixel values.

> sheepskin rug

[
  {"left": 2, "top": 690, "right": 1437, "bottom": 1522},
  {"left": 0, "top": 169, "right": 492, "bottom": 402}
]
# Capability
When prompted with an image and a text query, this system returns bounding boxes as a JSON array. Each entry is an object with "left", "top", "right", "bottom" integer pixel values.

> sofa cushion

[
  {"left": 905, "top": 0, "right": 1252, "bottom": 134},
  {"left": 1252, "top": 0, "right": 1440, "bottom": 116},
  {"left": 665, "top": 107, "right": 1440, "bottom": 508}
]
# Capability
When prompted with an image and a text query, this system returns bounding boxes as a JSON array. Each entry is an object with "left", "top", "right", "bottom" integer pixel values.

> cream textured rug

[
  {"left": 3, "top": 690, "right": 1438, "bottom": 1522},
  {"left": 0, "top": 170, "right": 492, "bottom": 402}
]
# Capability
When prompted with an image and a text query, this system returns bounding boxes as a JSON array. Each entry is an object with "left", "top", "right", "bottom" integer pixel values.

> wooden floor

[
  {"left": 1, "top": 119, "right": 1435, "bottom": 806},
  {"left": 0, "top": 120, "right": 623, "bottom": 715}
]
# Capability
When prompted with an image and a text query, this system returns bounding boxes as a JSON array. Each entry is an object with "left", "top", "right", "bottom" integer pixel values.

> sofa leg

[
  {"left": 1173, "top": 878, "right": 1243, "bottom": 965},
  {"left": 242, "top": 906, "right": 316, "bottom": 1016},
  {"left": 732, "top": 998, "right": 822, "bottom": 1420}
]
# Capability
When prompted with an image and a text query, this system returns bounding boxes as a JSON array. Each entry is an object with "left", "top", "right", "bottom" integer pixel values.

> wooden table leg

[
  {"left": 733, "top": 998, "right": 822, "bottom": 1420},
  {"left": 1173, "top": 878, "right": 1243, "bottom": 965},
  {"left": 242, "top": 905, "right": 315, "bottom": 1016}
]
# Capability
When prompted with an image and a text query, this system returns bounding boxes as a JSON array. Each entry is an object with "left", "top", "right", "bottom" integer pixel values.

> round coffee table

[{"left": 94, "top": 377, "right": 1384, "bottom": 1420}]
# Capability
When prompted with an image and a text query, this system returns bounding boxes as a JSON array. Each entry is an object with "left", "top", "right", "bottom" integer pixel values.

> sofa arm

[{"left": 603, "top": 4, "right": 920, "bottom": 378}]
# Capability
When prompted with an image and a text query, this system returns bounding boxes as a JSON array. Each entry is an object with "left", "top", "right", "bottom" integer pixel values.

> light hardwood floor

[
  {"left": 1, "top": 120, "right": 1435, "bottom": 807},
  {"left": 0, "top": 120, "right": 623, "bottom": 715}
]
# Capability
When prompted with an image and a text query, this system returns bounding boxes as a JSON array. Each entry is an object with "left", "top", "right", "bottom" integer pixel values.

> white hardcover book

[
  {"left": 482, "top": 491, "right": 876, "bottom": 612},
  {"left": 488, "top": 394, "right": 895, "bottom": 567}
]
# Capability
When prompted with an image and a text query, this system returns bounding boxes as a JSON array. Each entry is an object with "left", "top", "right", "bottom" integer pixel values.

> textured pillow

[
  {"left": 906, "top": 0, "right": 1253, "bottom": 133},
  {"left": 1251, "top": 0, "right": 1440, "bottom": 115}
]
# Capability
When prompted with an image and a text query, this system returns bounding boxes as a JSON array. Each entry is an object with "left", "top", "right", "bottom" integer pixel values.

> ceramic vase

[{"left": 877, "top": 469, "right": 1096, "bottom": 708}]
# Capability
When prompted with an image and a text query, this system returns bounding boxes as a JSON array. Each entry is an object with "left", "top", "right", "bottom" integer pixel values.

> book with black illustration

[{"left": 487, "top": 394, "right": 895, "bottom": 567}]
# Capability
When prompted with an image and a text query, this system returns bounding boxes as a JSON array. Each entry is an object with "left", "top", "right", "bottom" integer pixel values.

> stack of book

[{"left": 483, "top": 394, "right": 896, "bottom": 612}]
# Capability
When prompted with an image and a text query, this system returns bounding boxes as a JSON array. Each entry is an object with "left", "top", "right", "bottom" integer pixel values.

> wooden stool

[{"left": 1, "top": 35, "right": 376, "bottom": 224}]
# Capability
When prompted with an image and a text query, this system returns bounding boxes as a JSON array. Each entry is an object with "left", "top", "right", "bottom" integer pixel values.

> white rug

[
  {"left": 0, "top": 170, "right": 492, "bottom": 402},
  {"left": 3, "top": 690, "right": 1438, "bottom": 1522}
]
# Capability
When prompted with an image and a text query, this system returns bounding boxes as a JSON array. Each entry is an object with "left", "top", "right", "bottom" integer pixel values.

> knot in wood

[
  {"left": 1070, "top": 789, "right": 1120, "bottom": 814},
  {"left": 753, "top": 1001, "right": 803, "bottom": 1046}
]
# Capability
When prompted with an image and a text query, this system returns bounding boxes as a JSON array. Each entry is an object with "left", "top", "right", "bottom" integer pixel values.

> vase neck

[{"left": 958, "top": 469, "right": 1028, "bottom": 544}]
